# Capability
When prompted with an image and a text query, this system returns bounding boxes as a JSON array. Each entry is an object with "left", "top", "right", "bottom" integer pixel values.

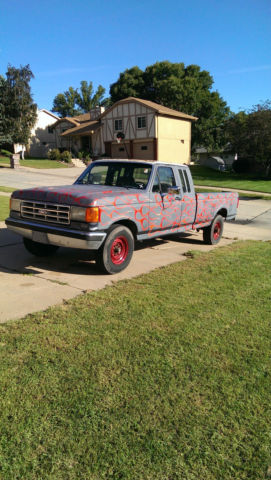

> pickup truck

[{"left": 6, "top": 160, "right": 239, "bottom": 274}]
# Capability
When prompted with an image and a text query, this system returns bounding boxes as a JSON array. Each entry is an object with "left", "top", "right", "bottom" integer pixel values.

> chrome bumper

[{"left": 5, "top": 218, "right": 106, "bottom": 250}]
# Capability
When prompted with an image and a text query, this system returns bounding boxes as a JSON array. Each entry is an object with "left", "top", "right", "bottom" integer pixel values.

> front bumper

[{"left": 5, "top": 217, "right": 106, "bottom": 250}]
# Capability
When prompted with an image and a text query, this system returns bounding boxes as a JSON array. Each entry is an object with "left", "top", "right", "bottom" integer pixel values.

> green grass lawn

[
  {"left": 194, "top": 187, "right": 271, "bottom": 200},
  {"left": 0, "top": 241, "right": 270, "bottom": 479},
  {"left": 191, "top": 165, "right": 271, "bottom": 194},
  {"left": 0, "top": 186, "right": 15, "bottom": 193},
  {"left": 0, "top": 156, "right": 70, "bottom": 169},
  {"left": 0, "top": 196, "right": 10, "bottom": 221}
]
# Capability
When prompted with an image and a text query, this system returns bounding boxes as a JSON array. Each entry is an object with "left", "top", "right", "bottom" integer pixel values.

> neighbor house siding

[{"left": 157, "top": 116, "right": 191, "bottom": 164}]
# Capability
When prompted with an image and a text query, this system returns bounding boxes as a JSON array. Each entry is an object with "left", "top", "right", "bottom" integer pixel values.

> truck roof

[{"left": 93, "top": 158, "right": 190, "bottom": 168}]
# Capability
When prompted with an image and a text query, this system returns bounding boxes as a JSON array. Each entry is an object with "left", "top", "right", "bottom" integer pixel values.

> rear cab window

[{"left": 178, "top": 168, "right": 191, "bottom": 193}]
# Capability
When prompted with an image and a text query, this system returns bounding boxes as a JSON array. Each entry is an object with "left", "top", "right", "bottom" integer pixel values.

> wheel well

[
  {"left": 217, "top": 208, "right": 227, "bottom": 219},
  {"left": 112, "top": 220, "right": 138, "bottom": 240}
]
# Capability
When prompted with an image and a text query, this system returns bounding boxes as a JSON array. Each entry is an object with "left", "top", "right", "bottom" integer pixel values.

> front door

[{"left": 148, "top": 166, "right": 182, "bottom": 235}]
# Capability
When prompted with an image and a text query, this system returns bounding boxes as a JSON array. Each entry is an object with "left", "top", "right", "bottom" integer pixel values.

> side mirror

[{"left": 167, "top": 186, "right": 181, "bottom": 195}]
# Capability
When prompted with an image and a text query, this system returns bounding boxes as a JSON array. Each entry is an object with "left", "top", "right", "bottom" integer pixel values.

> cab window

[{"left": 156, "top": 167, "right": 176, "bottom": 194}]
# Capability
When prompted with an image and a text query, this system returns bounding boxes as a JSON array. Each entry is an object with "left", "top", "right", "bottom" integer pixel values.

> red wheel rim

[
  {"left": 110, "top": 236, "right": 129, "bottom": 265},
  {"left": 213, "top": 221, "right": 221, "bottom": 241}
]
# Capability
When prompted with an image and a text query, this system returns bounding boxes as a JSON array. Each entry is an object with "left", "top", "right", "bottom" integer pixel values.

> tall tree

[
  {"left": 52, "top": 87, "right": 79, "bottom": 117},
  {"left": 0, "top": 75, "right": 12, "bottom": 145},
  {"left": 110, "top": 61, "right": 231, "bottom": 152},
  {"left": 225, "top": 101, "right": 271, "bottom": 176},
  {"left": 52, "top": 81, "right": 109, "bottom": 117},
  {"left": 0, "top": 64, "right": 37, "bottom": 149}
]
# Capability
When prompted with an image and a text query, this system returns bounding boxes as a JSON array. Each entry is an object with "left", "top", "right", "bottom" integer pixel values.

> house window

[
  {"left": 48, "top": 126, "right": 54, "bottom": 134},
  {"left": 114, "top": 119, "right": 123, "bottom": 131},
  {"left": 137, "top": 116, "right": 146, "bottom": 129},
  {"left": 141, "top": 146, "right": 148, "bottom": 150}
]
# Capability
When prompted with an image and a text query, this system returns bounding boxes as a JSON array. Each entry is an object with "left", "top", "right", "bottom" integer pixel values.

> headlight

[
  {"left": 10, "top": 198, "right": 21, "bottom": 212},
  {"left": 71, "top": 206, "right": 100, "bottom": 223}
]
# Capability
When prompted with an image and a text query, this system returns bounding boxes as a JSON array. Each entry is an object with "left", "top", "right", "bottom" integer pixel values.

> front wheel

[
  {"left": 96, "top": 225, "right": 134, "bottom": 274},
  {"left": 23, "top": 237, "right": 59, "bottom": 257},
  {"left": 203, "top": 215, "right": 224, "bottom": 245}
]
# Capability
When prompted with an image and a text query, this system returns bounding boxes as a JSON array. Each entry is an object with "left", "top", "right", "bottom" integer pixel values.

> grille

[{"left": 21, "top": 201, "right": 70, "bottom": 225}]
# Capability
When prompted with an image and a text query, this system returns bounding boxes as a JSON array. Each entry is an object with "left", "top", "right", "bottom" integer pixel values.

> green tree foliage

[
  {"left": 226, "top": 101, "right": 271, "bottom": 176},
  {"left": 0, "top": 64, "right": 37, "bottom": 147},
  {"left": 0, "top": 75, "right": 12, "bottom": 144},
  {"left": 52, "top": 87, "right": 79, "bottom": 117},
  {"left": 110, "top": 61, "right": 231, "bottom": 152},
  {"left": 52, "top": 81, "right": 109, "bottom": 117}
]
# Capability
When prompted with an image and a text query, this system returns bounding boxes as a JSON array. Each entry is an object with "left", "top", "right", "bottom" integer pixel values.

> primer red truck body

[{"left": 6, "top": 160, "right": 238, "bottom": 273}]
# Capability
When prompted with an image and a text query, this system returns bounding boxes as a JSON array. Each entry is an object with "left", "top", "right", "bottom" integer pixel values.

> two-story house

[{"left": 58, "top": 97, "right": 197, "bottom": 164}]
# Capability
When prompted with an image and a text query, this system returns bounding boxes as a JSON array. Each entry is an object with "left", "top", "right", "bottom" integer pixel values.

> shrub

[
  {"left": 232, "top": 157, "right": 252, "bottom": 174},
  {"left": 84, "top": 154, "right": 91, "bottom": 165},
  {"left": 0, "top": 148, "right": 13, "bottom": 157},
  {"left": 48, "top": 149, "right": 61, "bottom": 161},
  {"left": 60, "top": 150, "right": 72, "bottom": 163}
]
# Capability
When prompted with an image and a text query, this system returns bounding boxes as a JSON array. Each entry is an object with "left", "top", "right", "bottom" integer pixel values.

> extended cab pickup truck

[{"left": 6, "top": 160, "right": 239, "bottom": 274}]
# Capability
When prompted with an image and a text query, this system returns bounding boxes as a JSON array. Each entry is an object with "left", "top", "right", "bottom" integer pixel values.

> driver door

[{"left": 148, "top": 166, "right": 182, "bottom": 235}]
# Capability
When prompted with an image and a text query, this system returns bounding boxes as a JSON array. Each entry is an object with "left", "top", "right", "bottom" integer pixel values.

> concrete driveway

[{"left": 0, "top": 166, "right": 270, "bottom": 322}]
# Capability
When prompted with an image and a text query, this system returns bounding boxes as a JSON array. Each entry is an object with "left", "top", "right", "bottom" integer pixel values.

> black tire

[
  {"left": 96, "top": 225, "right": 134, "bottom": 274},
  {"left": 202, "top": 215, "right": 224, "bottom": 245},
  {"left": 23, "top": 237, "right": 59, "bottom": 257}
]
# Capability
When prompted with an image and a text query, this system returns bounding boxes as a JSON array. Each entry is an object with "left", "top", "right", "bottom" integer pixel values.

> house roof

[
  {"left": 61, "top": 120, "right": 101, "bottom": 137},
  {"left": 39, "top": 109, "right": 59, "bottom": 120},
  {"left": 73, "top": 113, "right": 91, "bottom": 123},
  {"left": 101, "top": 97, "right": 198, "bottom": 121},
  {"left": 52, "top": 117, "right": 80, "bottom": 128},
  {"left": 52, "top": 112, "right": 92, "bottom": 129}
]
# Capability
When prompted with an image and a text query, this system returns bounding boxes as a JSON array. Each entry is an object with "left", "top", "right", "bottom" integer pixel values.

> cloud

[{"left": 227, "top": 64, "right": 271, "bottom": 74}]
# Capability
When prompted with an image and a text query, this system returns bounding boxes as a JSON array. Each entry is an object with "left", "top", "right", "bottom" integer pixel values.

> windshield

[{"left": 76, "top": 161, "right": 152, "bottom": 190}]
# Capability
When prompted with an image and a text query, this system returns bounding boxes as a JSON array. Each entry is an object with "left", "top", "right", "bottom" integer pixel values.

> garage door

[
  {"left": 133, "top": 141, "right": 154, "bottom": 160},
  {"left": 111, "top": 142, "right": 130, "bottom": 159}
]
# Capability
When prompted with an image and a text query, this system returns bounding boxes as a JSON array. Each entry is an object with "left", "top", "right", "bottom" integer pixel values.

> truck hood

[{"left": 12, "top": 184, "right": 149, "bottom": 207}]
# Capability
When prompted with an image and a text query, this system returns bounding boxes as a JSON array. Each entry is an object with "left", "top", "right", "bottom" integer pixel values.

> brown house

[{"left": 54, "top": 98, "right": 197, "bottom": 164}]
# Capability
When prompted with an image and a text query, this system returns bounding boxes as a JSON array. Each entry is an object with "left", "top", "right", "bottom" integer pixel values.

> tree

[
  {"left": 0, "top": 75, "right": 12, "bottom": 145},
  {"left": 0, "top": 64, "right": 37, "bottom": 149},
  {"left": 52, "top": 87, "right": 79, "bottom": 117},
  {"left": 225, "top": 101, "right": 271, "bottom": 176},
  {"left": 110, "top": 61, "right": 231, "bottom": 152},
  {"left": 52, "top": 81, "right": 109, "bottom": 117}
]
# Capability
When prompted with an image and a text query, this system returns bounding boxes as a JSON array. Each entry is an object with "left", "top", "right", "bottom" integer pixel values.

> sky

[{"left": 0, "top": 0, "right": 270, "bottom": 114}]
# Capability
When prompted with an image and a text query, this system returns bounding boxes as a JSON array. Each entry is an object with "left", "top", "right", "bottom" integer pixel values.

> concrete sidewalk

[{"left": 0, "top": 225, "right": 234, "bottom": 323}]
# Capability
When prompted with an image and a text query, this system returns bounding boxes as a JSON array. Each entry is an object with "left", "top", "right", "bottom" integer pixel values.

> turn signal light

[{"left": 85, "top": 207, "right": 100, "bottom": 223}]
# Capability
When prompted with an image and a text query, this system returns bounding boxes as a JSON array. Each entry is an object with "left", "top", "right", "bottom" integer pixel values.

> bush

[
  {"left": 60, "top": 150, "right": 72, "bottom": 163},
  {"left": 48, "top": 149, "right": 61, "bottom": 161},
  {"left": 83, "top": 154, "right": 91, "bottom": 165},
  {"left": 232, "top": 157, "right": 252, "bottom": 174},
  {"left": 0, "top": 148, "right": 13, "bottom": 157}
]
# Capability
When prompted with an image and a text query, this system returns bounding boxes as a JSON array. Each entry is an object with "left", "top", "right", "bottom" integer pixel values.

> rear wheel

[
  {"left": 203, "top": 215, "right": 224, "bottom": 245},
  {"left": 96, "top": 225, "right": 134, "bottom": 274},
  {"left": 23, "top": 237, "right": 59, "bottom": 257}
]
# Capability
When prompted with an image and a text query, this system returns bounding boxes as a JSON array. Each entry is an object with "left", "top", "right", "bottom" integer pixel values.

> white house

[{"left": 14, "top": 109, "right": 59, "bottom": 158}]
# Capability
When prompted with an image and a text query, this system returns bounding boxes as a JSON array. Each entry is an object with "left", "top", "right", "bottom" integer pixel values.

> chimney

[{"left": 90, "top": 106, "right": 105, "bottom": 120}]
